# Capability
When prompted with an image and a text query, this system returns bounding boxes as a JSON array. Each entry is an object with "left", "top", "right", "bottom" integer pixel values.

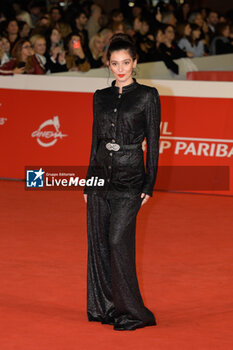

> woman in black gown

[{"left": 83, "top": 33, "right": 161, "bottom": 331}]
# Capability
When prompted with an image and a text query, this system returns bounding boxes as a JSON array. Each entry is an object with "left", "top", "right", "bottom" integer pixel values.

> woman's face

[
  {"left": 94, "top": 36, "right": 104, "bottom": 52},
  {"left": 20, "top": 23, "right": 30, "bottom": 37},
  {"left": 222, "top": 25, "right": 230, "bottom": 37},
  {"left": 192, "top": 28, "right": 201, "bottom": 40},
  {"left": 202, "top": 21, "right": 209, "bottom": 33},
  {"left": 7, "top": 20, "right": 19, "bottom": 35},
  {"left": 69, "top": 35, "right": 81, "bottom": 53},
  {"left": 109, "top": 49, "right": 136, "bottom": 84},
  {"left": 219, "top": 16, "right": 227, "bottom": 23},
  {"left": 51, "top": 9, "right": 61, "bottom": 22},
  {"left": 21, "top": 41, "right": 33, "bottom": 58},
  {"left": 51, "top": 28, "right": 61, "bottom": 44},
  {"left": 34, "top": 38, "right": 47, "bottom": 55},
  {"left": 132, "top": 6, "right": 142, "bottom": 17},
  {"left": 114, "top": 24, "right": 124, "bottom": 34},
  {"left": 184, "top": 23, "right": 191, "bottom": 36},
  {"left": 113, "top": 12, "right": 123, "bottom": 23},
  {"left": 39, "top": 18, "right": 50, "bottom": 27},
  {"left": 2, "top": 37, "right": 10, "bottom": 53},
  {"left": 156, "top": 29, "right": 164, "bottom": 44},
  {"left": 141, "top": 21, "right": 149, "bottom": 35},
  {"left": 195, "top": 14, "right": 203, "bottom": 28},
  {"left": 165, "top": 26, "right": 175, "bottom": 41},
  {"left": 183, "top": 3, "right": 190, "bottom": 15},
  {"left": 133, "top": 17, "right": 142, "bottom": 31}
]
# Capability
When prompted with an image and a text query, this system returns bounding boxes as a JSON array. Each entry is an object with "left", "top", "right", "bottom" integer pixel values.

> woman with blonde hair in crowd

[
  {"left": 30, "top": 33, "right": 67, "bottom": 73},
  {"left": 30, "top": 34, "right": 47, "bottom": 73},
  {"left": 87, "top": 33, "right": 106, "bottom": 68},
  {"left": 64, "top": 33, "right": 90, "bottom": 72}
]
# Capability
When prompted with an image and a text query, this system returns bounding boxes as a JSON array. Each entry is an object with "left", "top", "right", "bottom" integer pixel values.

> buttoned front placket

[
  {"left": 102, "top": 78, "right": 138, "bottom": 196},
  {"left": 105, "top": 92, "right": 123, "bottom": 188}
]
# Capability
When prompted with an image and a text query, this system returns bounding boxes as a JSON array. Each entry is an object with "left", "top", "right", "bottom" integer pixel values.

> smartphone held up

[{"left": 73, "top": 39, "right": 81, "bottom": 49}]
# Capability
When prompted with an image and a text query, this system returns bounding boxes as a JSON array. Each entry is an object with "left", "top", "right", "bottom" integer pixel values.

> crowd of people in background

[{"left": 0, "top": 0, "right": 233, "bottom": 75}]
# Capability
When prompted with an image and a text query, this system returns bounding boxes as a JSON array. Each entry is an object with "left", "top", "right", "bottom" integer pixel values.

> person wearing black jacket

[
  {"left": 210, "top": 23, "right": 233, "bottom": 55},
  {"left": 136, "top": 28, "right": 180, "bottom": 74},
  {"left": 160, "top": 24, "right": 190, "bottom": 59},
  {"left": 83, "top": 33, "right": 161, "bottom": 331}
]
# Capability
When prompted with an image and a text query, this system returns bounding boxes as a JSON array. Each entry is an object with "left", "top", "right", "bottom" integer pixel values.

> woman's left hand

[
  {"left": 73, "top": 47, "right": 85, "bottom": 59},
  {"left": 51, "top": 46, "right": 61, "bottom": 59},
  {"left": 141, "top": 193, "right": 150, "bottom": 206}
]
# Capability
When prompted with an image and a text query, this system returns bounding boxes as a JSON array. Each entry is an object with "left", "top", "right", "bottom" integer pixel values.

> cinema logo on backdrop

[
  {"left": 25, "top": 166, "right": 105, "bottom": 190},
  {"left": 159, "top": 122, "right": 233, "bottom": 158},
  {"left": 0, "top": 117, "right": 7, "bottom": 125},
  {"left": 31, "top": 116, "right": 67, "bottom": 147}
]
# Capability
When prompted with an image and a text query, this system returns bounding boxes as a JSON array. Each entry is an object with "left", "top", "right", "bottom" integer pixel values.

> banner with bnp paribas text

[{"left": 0, "top": 76, "right": 232, "bottom": 195}]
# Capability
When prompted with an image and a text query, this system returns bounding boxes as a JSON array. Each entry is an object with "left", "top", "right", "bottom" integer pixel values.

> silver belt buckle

[{"left": 106, "top": 142, "right": 120, "bottom": 151}]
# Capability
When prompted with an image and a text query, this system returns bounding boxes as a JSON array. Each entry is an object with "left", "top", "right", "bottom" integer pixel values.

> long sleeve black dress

[{"left": 84, "top": 77, "right": 161, "bottom": 330}]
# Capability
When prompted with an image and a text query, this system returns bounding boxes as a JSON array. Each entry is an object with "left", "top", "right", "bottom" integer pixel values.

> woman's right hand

[
  {"left": 13, "top": 67, "right": 25, "bottom": 74},
  {"left": 58, "top": 50, "right": 66, "bottom": 63},
  {"left": 84, "top": 194, "right": 87, "bottom": 203},
  {"left": 73, "top": 46, "right": 85, "bottom": 59},
  {"left": 51, "top": 46, "right": 61, "bottom": 59},
  {"left": 69, "top": 67, "right": 79, "bottom": 72},
  {"left": 187, "top": 52, "right": 194, "bottom": 58}
]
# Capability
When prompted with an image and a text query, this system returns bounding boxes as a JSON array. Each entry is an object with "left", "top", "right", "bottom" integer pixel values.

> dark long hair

[
  {"left": 175, "top": 21, "right": 189, "bottom": 41},
  {"left": 106, "top": 33, "right": 137, "bottom": 61},
  {"left": 190, "top": 23, "right": 201, "bottom": 46},
  {"left": 64, "top": 32, "right": 84, "bottom": 54}
]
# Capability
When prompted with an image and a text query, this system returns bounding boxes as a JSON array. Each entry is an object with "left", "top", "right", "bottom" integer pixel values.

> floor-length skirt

[{"left": 86, "top": 192, "right": 156, "bottom": 331}]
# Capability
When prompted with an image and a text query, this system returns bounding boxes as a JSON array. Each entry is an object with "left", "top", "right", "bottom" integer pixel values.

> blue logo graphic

[{"left": 26, "top": 168, "right": 45, "bottom": 187}]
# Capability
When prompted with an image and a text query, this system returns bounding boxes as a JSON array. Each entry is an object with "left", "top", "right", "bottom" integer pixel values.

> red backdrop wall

[{"left": 0, "top": 87, "right": 232, "bottom": 195}]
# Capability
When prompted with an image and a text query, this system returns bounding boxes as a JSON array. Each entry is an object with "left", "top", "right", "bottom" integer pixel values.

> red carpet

[{"left": 0, "top": 180, "right": 232, "bottom": 349}]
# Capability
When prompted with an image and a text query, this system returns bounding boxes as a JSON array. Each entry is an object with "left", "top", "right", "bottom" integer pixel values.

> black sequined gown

[{"left": 84, "top": 78, "right": 161, "bottom": 330}]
